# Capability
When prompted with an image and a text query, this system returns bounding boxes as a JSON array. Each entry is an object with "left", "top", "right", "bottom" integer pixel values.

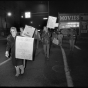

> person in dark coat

[
  {"left": 5, "top": 27, "right": 24, "bottom": 77},
  {"left": 33, "top": 29, "right": 41, "bottom": 49}
]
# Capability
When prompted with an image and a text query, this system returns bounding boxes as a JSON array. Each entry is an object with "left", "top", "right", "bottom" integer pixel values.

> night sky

[
  {"left": 0, "top": 1, "right": 88, "bottom": 13},
  {"left": 1, "top": 0, "right": 87, "bottom": 15},
  {"left": 0, "top": 0, "right": 88, "bottom": 29}
]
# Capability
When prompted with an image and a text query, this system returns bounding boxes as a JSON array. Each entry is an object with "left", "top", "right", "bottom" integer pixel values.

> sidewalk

[{"left": 0, "top": 40, "right": 67, "bottom": 87}]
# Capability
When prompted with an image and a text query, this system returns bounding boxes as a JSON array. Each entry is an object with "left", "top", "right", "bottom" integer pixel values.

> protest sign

[
  {"left": 15, "top": 36, "right": 34, "bottom": 60},
  {"left": 47, "top": 16, "right": 57, "bottom": 29},
  {"left": 22, "top": 25, "right": 35, "bottom": 37}
]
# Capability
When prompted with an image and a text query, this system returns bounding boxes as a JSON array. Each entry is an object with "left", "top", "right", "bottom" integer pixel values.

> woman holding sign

[
  {"left": 5, "top": 27, "right": 24, "bottom": 77},
  {"left": 42, "top": 26, "right": 50, "bottom": 60}
]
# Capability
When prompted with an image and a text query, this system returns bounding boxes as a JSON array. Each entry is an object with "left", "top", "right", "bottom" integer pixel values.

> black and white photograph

[{"left": 0, "top": 0, "right": 88, "bottom": 87}]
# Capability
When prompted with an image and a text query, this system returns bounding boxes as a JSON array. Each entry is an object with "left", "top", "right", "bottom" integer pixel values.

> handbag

[{"left": 52, "top": 38, "right": 59, "bottom": 45}]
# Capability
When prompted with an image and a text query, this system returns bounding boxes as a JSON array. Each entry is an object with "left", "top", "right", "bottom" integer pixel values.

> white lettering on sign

[{"left": 59, "top": 15, "right": 79, "bottom": 21}]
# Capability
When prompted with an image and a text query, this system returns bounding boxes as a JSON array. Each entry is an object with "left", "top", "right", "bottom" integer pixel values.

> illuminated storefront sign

[
  {"left": 59, "top": 14, "right": 80, "bottom": 22},
  {"left": 58, "top": 14, "right": 80, "bottom": 35},
  {"left": 59, "top": 14, "right": 80, "bottom": 29},
  {"left": 59, "top": 22, "right": 79, "bottom": 29}
]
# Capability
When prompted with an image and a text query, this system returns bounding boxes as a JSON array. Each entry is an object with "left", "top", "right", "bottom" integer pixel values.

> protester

[
  {"left": 5, "top": 27, "right": 24, "bottom": 77},
  {"left": 52, "top": 31, "right": 58, "bottom": 46},
  {"left": 33, "top": 29, "right": 41, "bottom": 49},
  {"left": 52, "top": 31, "right": 58, "bottom": 41},
  {"left": 48, "top": 29, "right": 52, "bottom": 49},
  {"left": 74, "top": 29, "right": 77, "bottom": 45},
  {"left": 41, "top": 26, "right": 50, "bottom": 60},
  {"left": 20, "top": 27, "right": 24, "bottom": 36},
  {"left": 68, "top": 28, "right": 75, "bottom": 51},
  {"left": 57, "top": 31, "right": 63, "bottom": 46}
]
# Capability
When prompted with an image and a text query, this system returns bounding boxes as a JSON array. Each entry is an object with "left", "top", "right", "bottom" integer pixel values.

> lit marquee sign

[
  {"left": 59, "top": 22, "right": 79, "bottom": 29},
  {"left": 59, "top": 14, "right": 80, "bottom": 22}
]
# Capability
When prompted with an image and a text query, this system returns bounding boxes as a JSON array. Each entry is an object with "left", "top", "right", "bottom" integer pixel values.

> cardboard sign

[
  {"left": 15, "top": 36, "right": 34, "bottom": 60},
  {"left": 22, "top": 25, "right": 35, "bottom": 37},
  {"left": 59, "top": 14, "right": 80, "bottom": 22},
  {"left": 47, "top": 16, "right": 57, "bottom": 29}
]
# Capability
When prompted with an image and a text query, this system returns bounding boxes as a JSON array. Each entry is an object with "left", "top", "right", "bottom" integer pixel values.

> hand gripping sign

[{"left": 15, "top": 36, "right": 34, "bottom": 60}]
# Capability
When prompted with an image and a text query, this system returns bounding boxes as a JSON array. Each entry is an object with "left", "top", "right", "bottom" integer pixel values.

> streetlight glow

[
  {"left": 43, "top": 17, "right": 48, "bottom": 20},
  {"left": 30, "top": 21, "right": 33, "bottom": 24},
  {"left": 21, "top": 15, "right": 23, "bottom": 18},
  {"left": 25, "top": 12, "right": 31, "bottom": 18},
  {"left": 7, "top": 12, "right": 12, "bottom": 16}
]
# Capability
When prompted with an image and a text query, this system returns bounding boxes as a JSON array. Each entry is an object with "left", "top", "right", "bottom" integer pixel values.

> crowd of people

[{"left": 5, "top": 26, "right": 77, "bottom": 77}]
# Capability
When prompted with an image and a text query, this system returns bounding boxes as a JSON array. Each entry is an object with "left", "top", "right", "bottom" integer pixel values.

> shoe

[
  {"left": 15, "top": 73, "right": 20, "bottom": 77},
  {"left": 15, "top": 66, "right": 20, "bottom": 77},
  {"left": 19, "top": 65, "right": 24, "bottom": 74}
]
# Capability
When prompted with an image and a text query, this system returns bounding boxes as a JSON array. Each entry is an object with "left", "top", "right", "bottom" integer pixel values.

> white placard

[
  {"left": 22, "top": 25, "right": 35, "bottom": 37},
  {"left": 47, "top": 16, "right": 57, "bottom": 29},
  {"left": 15, "top": 36, "right": 34, "bottom": 60}
]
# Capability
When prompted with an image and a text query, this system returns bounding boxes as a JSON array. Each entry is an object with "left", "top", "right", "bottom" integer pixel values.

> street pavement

[
  {"left": 62, "top": 37, "right": 88, "bottom": 87},
  {"left": 0, "top": 39, "right": 67, "bottom": 87},
  {"left": 0, "top": 37, "right": 88, "bottom": 87}
]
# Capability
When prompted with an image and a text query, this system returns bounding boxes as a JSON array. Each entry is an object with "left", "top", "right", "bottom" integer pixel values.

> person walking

[
  {"left": 5, "top": 27, "right": 24, "bottom": 77},
  {"left": 20, "top": 27, "right": 24, "bottom": 36},
  {"left": 41, "top": 26, "right": 50, "bottom": 60},
  {"left": 68, "top": 28, "right": 75, "bottom": 51},
  {"left": 57, "top": 31, "right": 63, "bottom": 46},
  {"left": 33, "top": 29, "right": 41, "bottom": 49}
]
